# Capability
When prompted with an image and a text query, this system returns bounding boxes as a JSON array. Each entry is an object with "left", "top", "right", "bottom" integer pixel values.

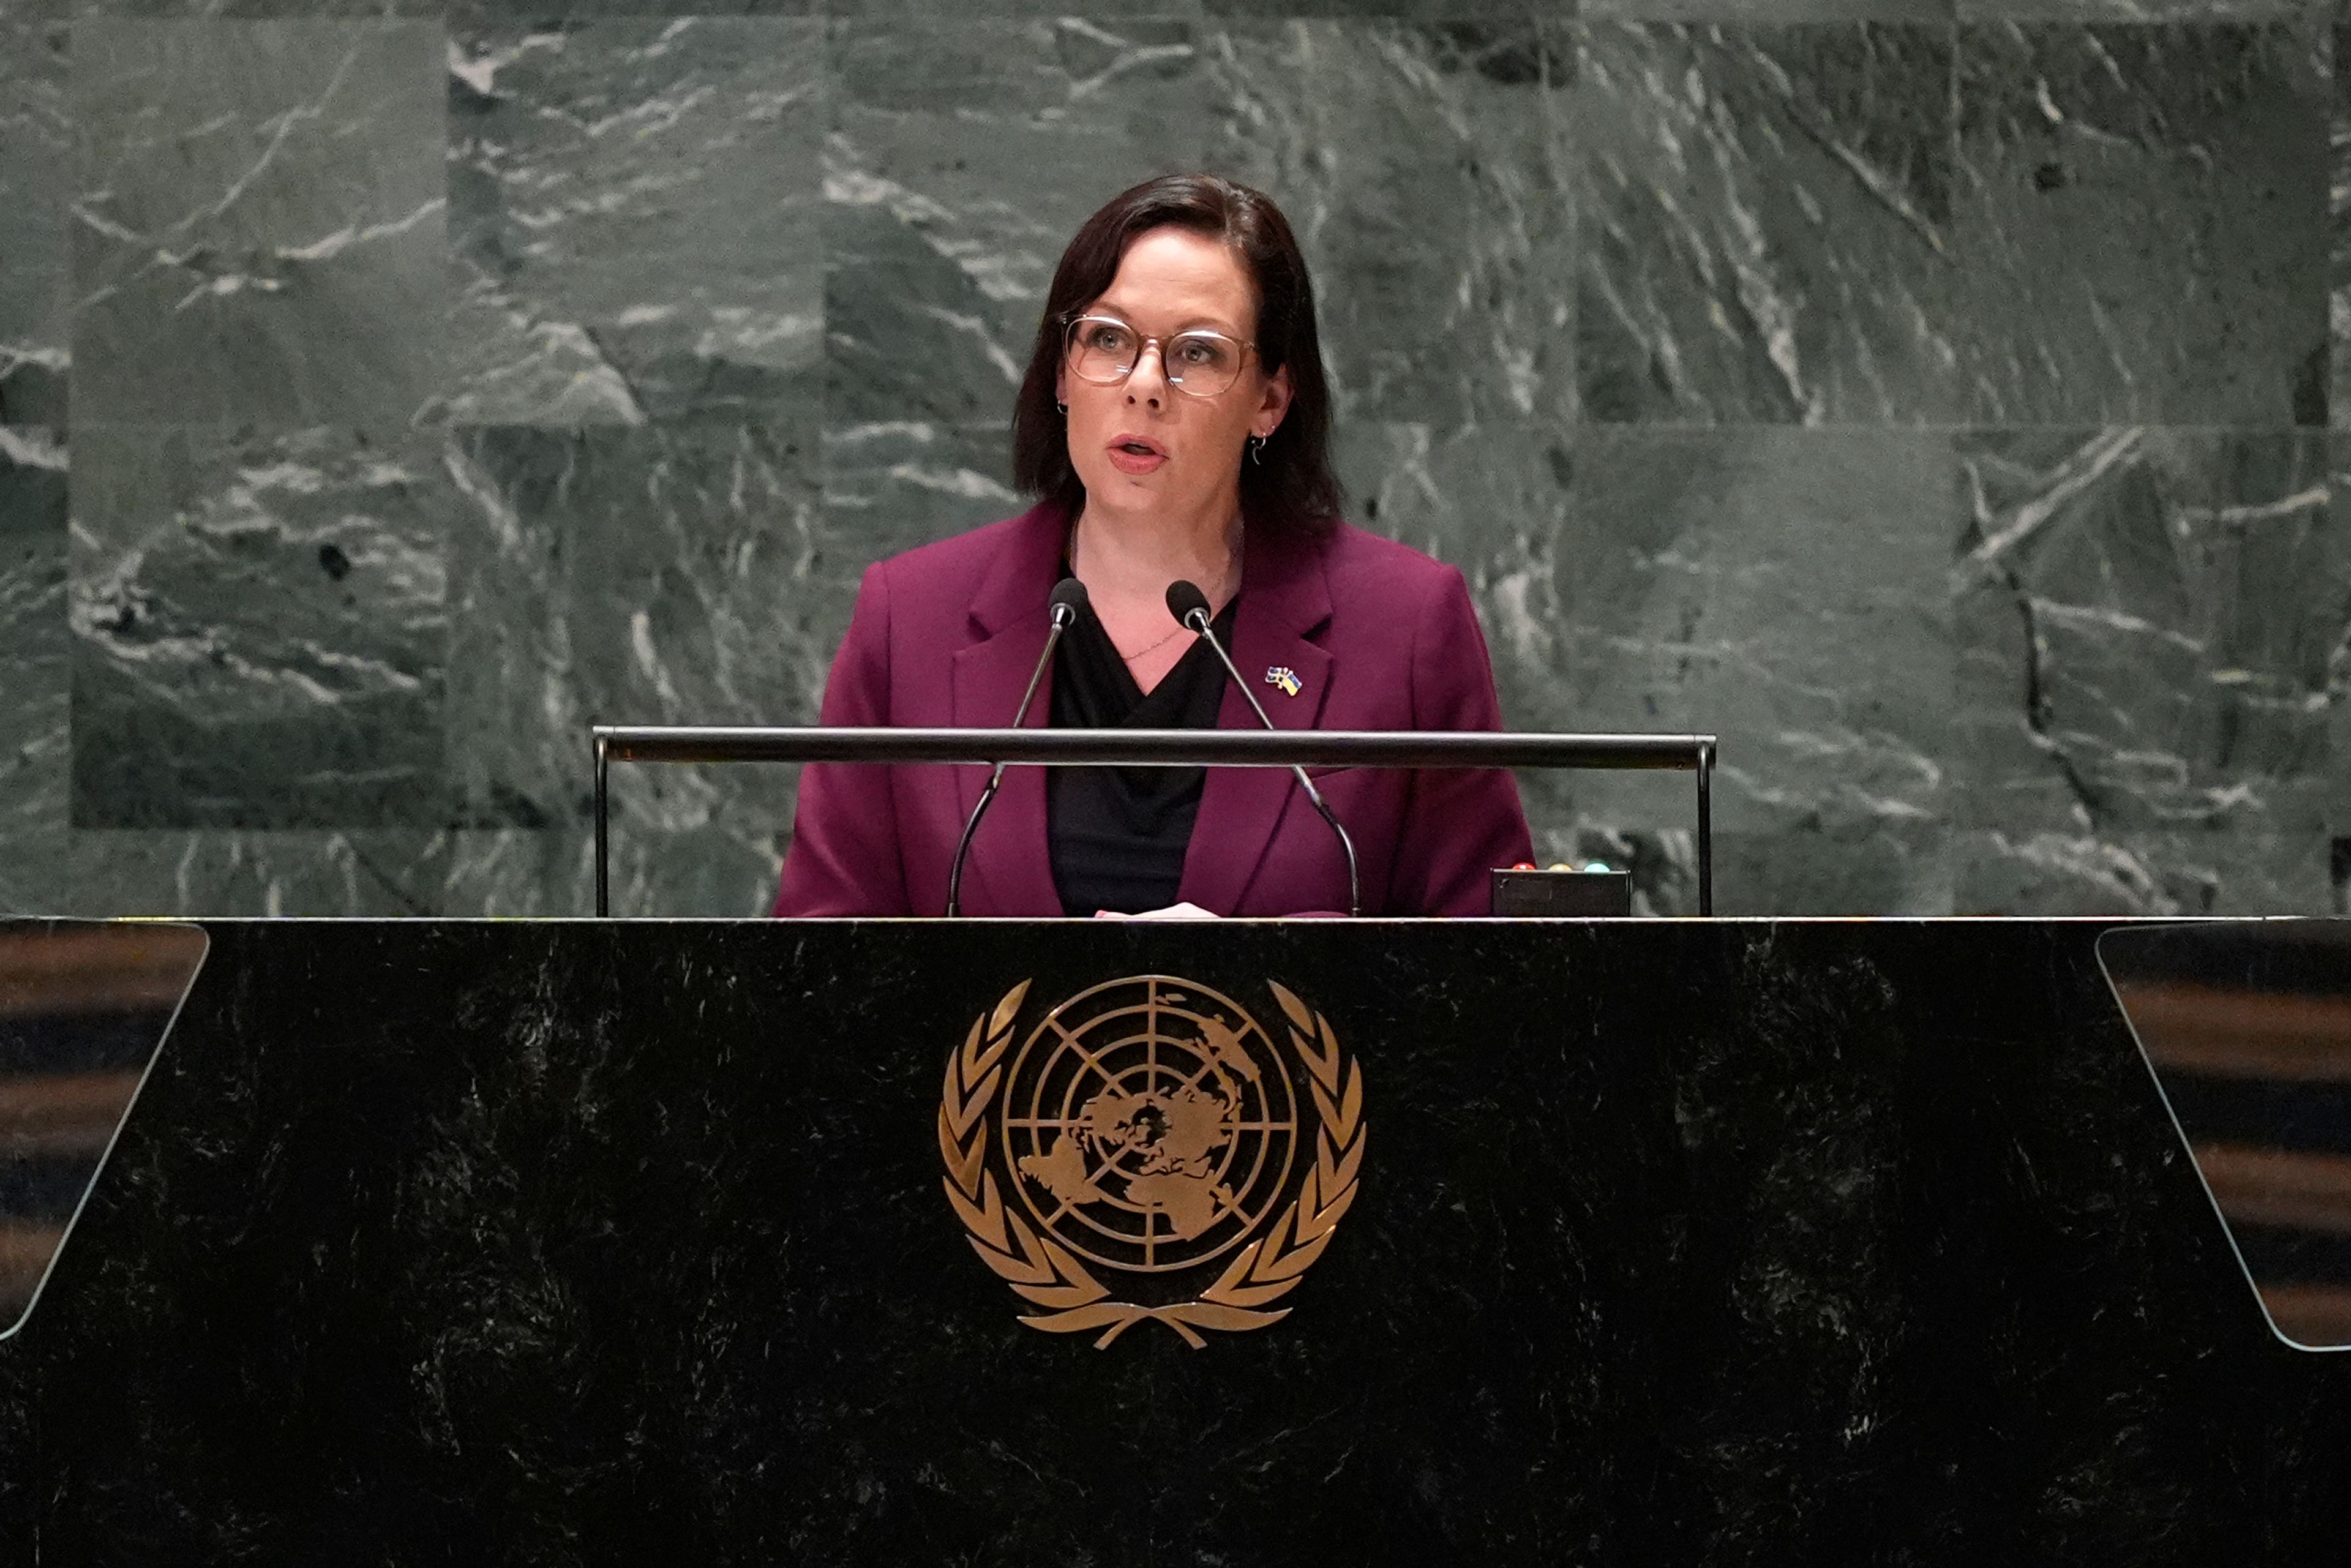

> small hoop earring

[
  {"left": 1056, "top": 400, "right": 1067, "bottom": 415},
  {"left": 1248, "top": 433, "right": 1265, "bottom": 465}
]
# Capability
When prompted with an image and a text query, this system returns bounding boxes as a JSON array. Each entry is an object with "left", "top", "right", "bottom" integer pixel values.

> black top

[{"left": 1048, "top": 589, "right": 1239, "bottom": 916}]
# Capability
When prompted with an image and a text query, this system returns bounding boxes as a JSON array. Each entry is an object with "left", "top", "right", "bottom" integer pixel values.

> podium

[{"left": 2, "top": 917, "right": 2347, "bottom": 1561}]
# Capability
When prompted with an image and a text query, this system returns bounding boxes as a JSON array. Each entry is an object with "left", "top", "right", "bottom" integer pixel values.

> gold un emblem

[{"left": 939, "top": 975, "right": 1367, "bottom": 1348}]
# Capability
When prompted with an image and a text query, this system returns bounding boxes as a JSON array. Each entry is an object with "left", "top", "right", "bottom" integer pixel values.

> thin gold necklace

[{"left": 1116, "top": 623, "right": 1186, "bottom": 663}]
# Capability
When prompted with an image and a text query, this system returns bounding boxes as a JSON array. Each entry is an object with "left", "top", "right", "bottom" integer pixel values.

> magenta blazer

[{"left": 772, "top": 501, "right": 1532, "bottom": 917}]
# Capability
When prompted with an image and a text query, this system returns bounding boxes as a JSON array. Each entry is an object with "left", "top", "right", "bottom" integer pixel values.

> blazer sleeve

[
  {"left": 1388, "top": 566, "right": 1534, "bottom": 917},
  {"left": 772, "top": 563, "right": 913, "bottom": 917}
]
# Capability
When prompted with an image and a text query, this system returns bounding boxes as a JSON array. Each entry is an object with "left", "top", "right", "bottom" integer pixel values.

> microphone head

[
  {"left": 1164, "top": 579, "right": 1212, "bottom": 629},
  {"left": 1048, "top": 576, "right": 1090, "bottom": 627}
]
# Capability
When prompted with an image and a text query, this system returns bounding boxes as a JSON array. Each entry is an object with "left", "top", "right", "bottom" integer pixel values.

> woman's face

[{"left": 1057, "top": 226, "right": 1292, "bottom": 530}]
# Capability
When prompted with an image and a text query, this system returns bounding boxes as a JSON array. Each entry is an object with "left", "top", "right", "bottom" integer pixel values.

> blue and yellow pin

[{"left": 1264, "top": 666, "right": 1302, "bottom": 697}]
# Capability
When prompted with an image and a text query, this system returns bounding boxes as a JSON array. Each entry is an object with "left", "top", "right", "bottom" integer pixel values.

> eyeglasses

[{"left": 1063, "top": 314, "right": 1256, "bottom": 399}]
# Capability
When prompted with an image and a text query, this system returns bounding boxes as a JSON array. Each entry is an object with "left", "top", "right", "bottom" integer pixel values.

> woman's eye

[
  {"left": 1174, "top": 337, "right": 1226, "bottom": 367},
  {"left": 1085, "top": 324, "right": 1132, "bottom": 352}
]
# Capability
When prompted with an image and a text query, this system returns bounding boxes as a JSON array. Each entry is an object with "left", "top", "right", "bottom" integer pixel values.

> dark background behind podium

[{"left": 1, "top": 2, "right": 2347, "bottom": 918}]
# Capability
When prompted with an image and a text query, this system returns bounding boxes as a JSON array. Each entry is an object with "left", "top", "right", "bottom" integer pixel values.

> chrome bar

[{"left": 594, "top": 725, "right": 1712, "bottom": 771}]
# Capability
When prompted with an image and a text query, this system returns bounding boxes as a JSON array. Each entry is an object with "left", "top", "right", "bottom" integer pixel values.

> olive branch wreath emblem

[{"left": 937, "top": 978, "right": 1367, "bottom": 1349}]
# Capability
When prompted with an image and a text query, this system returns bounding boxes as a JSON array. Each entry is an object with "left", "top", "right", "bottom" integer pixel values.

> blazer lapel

[
  {"left": 948, "top": 503, "right": 1070, "bottom": 916},
  {"left": 1179, "top": 527, "right": 1333, "bottom": 915}
]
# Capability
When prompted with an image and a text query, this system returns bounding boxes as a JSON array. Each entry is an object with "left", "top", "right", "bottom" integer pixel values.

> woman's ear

[{"left": 1255, "top": 363, "right": 1294, "bottom": 439}]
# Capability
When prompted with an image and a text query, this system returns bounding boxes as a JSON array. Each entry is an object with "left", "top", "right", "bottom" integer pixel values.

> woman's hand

[{"left": 1092, "top": 902, "right": 1219, "bottom": 920}]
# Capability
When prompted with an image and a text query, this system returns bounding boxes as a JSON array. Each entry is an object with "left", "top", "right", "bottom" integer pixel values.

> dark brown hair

[{"left": 1011, "top": 174, "right": 1341, "bottom": 537}]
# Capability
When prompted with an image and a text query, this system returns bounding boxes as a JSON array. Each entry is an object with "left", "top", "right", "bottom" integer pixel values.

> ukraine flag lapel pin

[{"left": 1265, "top": 666, "right": 1302, "bottom": 698}]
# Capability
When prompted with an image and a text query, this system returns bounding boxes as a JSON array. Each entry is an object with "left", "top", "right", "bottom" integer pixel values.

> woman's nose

[{"left": 1125, "top": 341, "right": 1168, "bottom": 407}]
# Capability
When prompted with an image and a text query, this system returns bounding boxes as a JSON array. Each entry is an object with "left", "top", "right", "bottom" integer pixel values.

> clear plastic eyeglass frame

[{"left": 1062, "top": 314, "right": 1257, "bottom": 399}]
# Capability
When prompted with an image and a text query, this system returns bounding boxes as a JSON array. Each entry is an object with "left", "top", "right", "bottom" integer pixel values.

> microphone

[
  {"left": 946, "top": 577, "right": 1089, "bottom": 917},
  {"left": 1166, "top": 580, "right": 1361, "bottom": 918}
]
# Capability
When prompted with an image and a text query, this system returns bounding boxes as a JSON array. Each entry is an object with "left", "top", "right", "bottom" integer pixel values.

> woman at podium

[{"left": 774, "top": 175, "right": 1531, "bottom": 918}]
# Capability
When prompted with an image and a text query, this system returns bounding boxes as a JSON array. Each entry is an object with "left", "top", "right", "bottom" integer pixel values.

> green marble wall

[{"left": 1, "top": 1, "right": 2344, "bottom": 917}]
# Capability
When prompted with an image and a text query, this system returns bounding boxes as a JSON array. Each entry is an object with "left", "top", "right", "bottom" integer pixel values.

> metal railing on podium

[{"left": 589, "top": 727, "right": 1717, "bottom": 917}]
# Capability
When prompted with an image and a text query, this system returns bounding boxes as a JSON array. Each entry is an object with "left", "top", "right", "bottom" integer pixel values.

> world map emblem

[{"left": 939, "top": 975, "right": 1367, "bottom": 1348}]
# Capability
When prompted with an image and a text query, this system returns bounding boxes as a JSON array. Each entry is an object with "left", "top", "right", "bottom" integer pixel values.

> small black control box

[{"left": 1488, "top": 868, "right": 1633, "bottom": 917}]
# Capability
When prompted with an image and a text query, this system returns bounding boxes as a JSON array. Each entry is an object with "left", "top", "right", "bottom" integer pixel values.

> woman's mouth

[{"left": 1106, "top": 436, "right": 1168, "bottom": 476}]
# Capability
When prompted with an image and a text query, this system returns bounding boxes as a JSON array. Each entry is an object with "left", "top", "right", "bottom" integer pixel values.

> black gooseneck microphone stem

[
  {"left": 1180, "top": 605, "right": 1363, "bottom": 920},
  {"left": 946, "top": 600, "right": 1076, "bottom": 917}
]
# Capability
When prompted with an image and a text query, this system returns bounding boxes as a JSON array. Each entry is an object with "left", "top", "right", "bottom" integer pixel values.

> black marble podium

[{"left": 2, "top": 918, "right": 2346, "bottom": 1563}]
